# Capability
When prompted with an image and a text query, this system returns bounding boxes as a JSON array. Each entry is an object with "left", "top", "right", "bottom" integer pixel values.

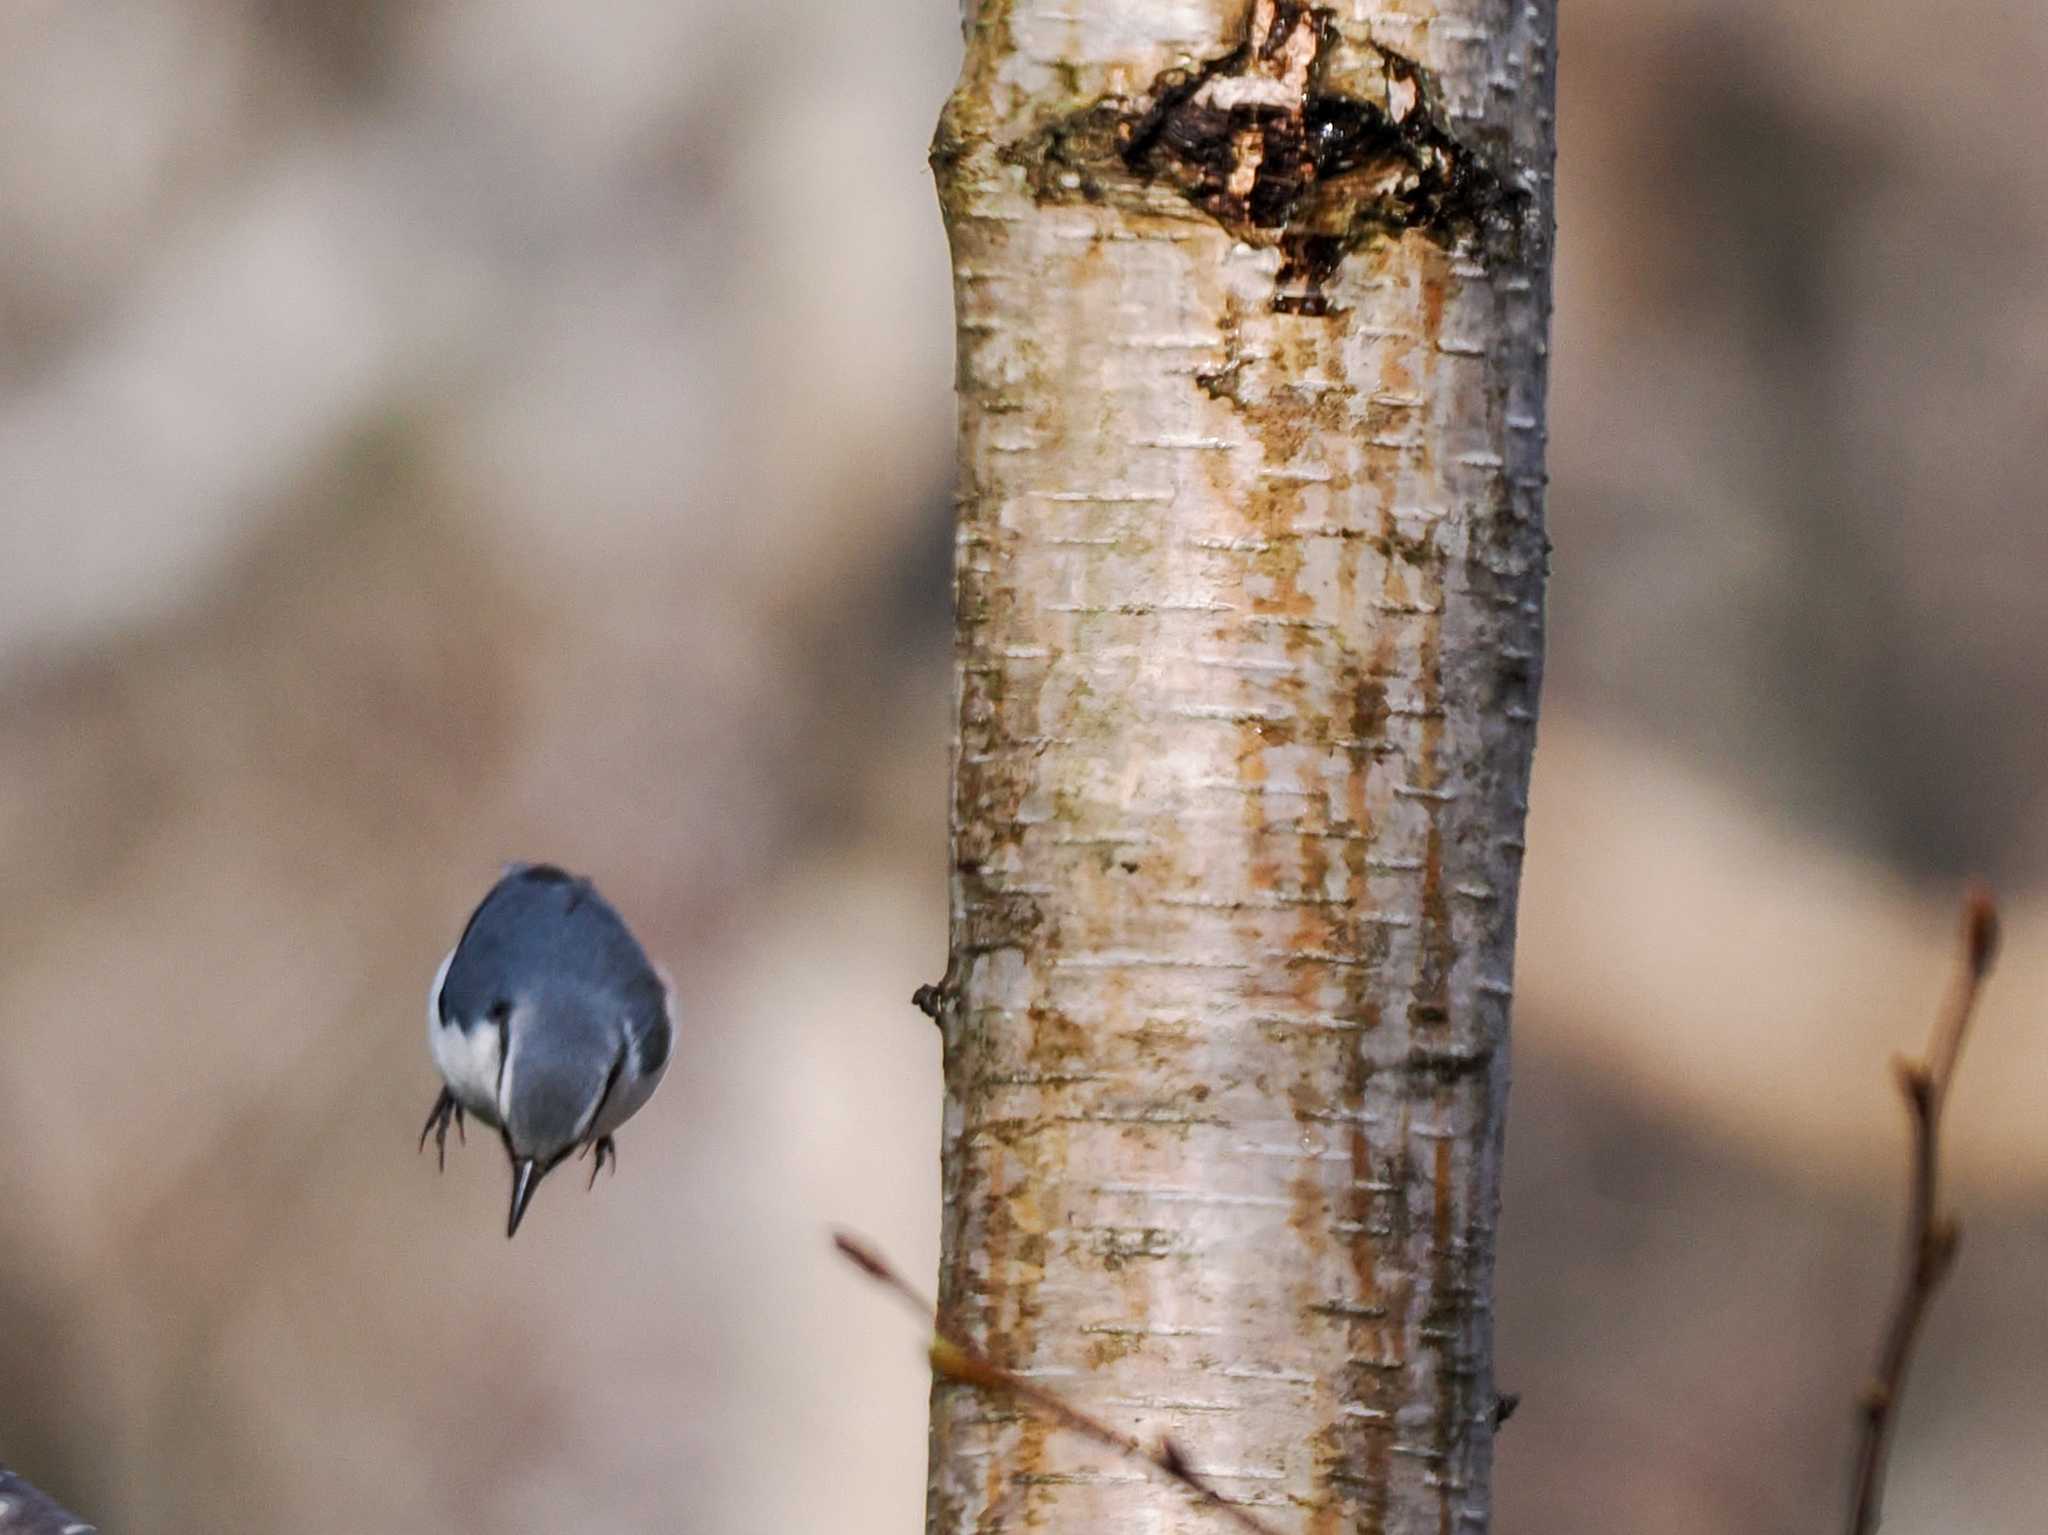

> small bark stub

[{"left": 930, "top": 3, "right": 1555, "bottom": 1532}]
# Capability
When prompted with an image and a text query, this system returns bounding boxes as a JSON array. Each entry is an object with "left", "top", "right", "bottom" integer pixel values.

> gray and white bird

[{"left": 421, "top": 863, "right": 673, "bottom": 1237}]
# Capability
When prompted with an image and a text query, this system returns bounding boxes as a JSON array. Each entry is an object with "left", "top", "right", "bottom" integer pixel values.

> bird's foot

[
  {"left": 583, "top": 1135, "right": 617, "bottom": 1189},
  {"left": 419, "top": 1089, "right": 467, "bottom": 1171}
]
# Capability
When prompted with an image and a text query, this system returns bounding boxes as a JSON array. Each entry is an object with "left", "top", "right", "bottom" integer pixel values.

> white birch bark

[{"left": 927, "top": 2, "right": 1555, "bottom": 1532}]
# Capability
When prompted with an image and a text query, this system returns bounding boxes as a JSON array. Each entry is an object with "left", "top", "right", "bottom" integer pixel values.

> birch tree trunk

[{"left": 927, "top": 3, "right": 1555, "bottom": 1532}]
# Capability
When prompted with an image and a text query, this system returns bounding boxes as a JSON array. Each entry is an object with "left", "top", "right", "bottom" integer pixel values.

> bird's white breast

[{"left": 427, "top": 947, "right": 505, "bottom": 1123}]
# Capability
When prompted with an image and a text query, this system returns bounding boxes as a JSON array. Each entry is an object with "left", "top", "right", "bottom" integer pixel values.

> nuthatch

[{"left": 422, "top": 863, "right": 672, "bottom": 1236}]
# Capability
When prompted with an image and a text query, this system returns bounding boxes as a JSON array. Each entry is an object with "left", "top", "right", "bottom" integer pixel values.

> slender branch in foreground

[
  {"left": 0, "top": 1465, "right": 98, "bottom": 1535},
  {"left": 833, "top": 1232, "right": 1283, "bottom": 1535},
  {"left": 1845, "top": 884, "right": 2000, "bottom": 1535}
]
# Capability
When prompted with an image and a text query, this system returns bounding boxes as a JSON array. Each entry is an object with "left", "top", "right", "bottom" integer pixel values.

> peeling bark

[{"left": 928, "top": 2, "right": 1554, "bottom": 1532}]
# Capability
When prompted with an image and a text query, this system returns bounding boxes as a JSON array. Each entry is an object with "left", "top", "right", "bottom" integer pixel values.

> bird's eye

[{"left": 487, "top": 999, "right": 512, "bottom": 1024}]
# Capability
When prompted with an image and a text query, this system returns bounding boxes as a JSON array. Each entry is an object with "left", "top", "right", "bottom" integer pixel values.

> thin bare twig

[
  {"left": 1845, "top": 884, "right": 2000, "bottom": 1535},
  {"left": 833, "top": 1232, "right": 1284, "bottom": 1535},
  {"left": 0, "top": 1466, "right": 98, "bottom": 1535}
]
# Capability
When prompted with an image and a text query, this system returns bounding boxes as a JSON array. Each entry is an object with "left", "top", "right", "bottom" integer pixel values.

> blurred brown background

[{"left": 1, "top": 2, "right": 2043, "bottom": 1531}]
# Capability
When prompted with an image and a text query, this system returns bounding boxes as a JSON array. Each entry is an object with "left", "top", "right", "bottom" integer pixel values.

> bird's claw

[
  {"left": 419, "top": 1089, "right": 466, "bottom": 1172},
  {"left": 583, "top": 1135, "right": 617, "bottom": 1190}
]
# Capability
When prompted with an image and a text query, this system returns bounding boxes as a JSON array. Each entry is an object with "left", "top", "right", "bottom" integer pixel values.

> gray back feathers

[
  {"left": 440, "top": 865, "right": 664, "bottom": 1034},
  {"left": 440, "top": 865, "right": 667, "bottom": 1157}
]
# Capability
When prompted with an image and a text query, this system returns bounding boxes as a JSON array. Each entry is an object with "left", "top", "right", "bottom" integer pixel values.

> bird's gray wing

[
  {"left": 622, "top": 974, "right": 673, "bottom": 1079},
  {"left": 0, "top": 1467, "right": 96, "bottom": 1534}
]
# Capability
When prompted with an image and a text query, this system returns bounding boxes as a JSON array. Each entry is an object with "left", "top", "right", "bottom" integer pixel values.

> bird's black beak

[{"left": 507, "top": 1158, "right": 543, "bottom": 1238}]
